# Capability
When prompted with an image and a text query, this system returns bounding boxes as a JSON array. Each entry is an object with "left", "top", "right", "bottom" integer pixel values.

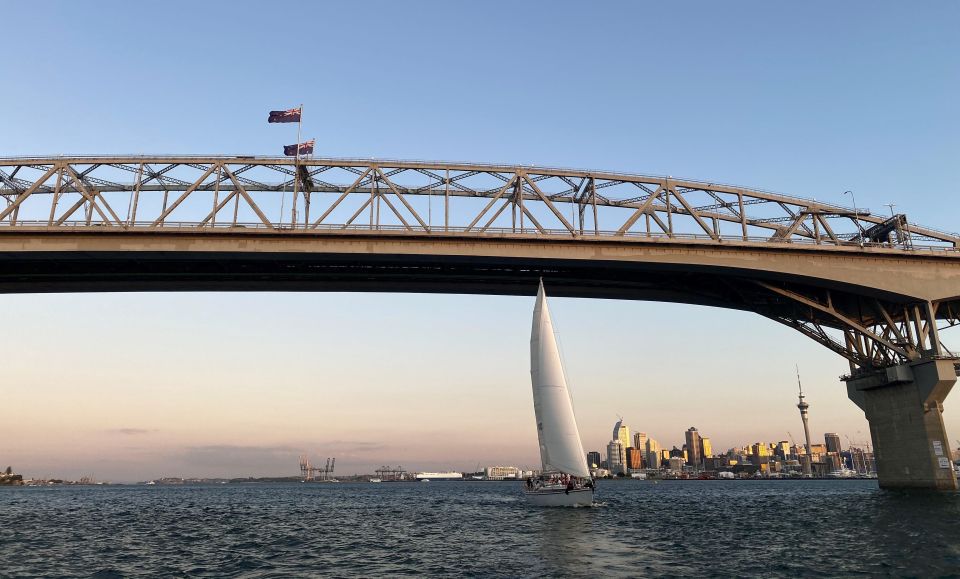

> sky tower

[{"left": 796, "top": 366, "right": 813, "bottom": 476}]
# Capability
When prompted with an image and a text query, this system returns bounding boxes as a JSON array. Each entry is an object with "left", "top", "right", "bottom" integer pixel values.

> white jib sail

[{"left": 530, "top": 280, "right": 591, "bottom": 479}]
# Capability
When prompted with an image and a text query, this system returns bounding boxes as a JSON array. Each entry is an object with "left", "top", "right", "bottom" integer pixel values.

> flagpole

[{"left": 292, "top": 103, "right": 303, "bottom": 227}]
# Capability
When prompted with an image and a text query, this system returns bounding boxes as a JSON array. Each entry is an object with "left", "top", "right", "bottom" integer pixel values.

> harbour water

[{"left": 3, "top": 480, "right": 960, "bottom": 577}]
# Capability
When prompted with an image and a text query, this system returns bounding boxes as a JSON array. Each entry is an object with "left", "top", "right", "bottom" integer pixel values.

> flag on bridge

[
  {"left": 284, "top": 139, "right": 315, "bottom": 156},
  {"left": 268, "top": 108, "right": 302, "bottom": 123}
]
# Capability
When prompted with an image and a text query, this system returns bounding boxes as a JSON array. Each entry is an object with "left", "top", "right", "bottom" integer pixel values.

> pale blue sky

[{"left": 1, "top": 1, "right": 958, "bottom": 480}]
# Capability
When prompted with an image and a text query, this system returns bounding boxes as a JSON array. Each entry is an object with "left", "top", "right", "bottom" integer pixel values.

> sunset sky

[{"left": 2, "top": 1, "right": 957, "bottom": 481}]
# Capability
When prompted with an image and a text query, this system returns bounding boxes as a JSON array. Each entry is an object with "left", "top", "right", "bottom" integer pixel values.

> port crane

[
  {"left": 374, "top": 466, "right": 408, "bottom": 482},
  {"left": 299, "top": 455, "right": 336, "bottom": 482}
]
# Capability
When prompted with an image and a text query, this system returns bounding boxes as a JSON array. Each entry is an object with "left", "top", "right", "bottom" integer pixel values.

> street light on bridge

[{"left": 844, "top": 190, "right": 864, "bottom": 247}]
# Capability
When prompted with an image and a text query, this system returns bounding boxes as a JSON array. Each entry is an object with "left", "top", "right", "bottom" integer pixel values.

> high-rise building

[
  {"left": 646, "top": 438, "right": 661, "bottom": 469},
  {"left": 613, "top": 419, "right": 631, "bottom": 452},
  {"left": 825, "top": 433, "right": 842, "bottom": 454},
  {"left": 849, "top": 447, "right": 876, "bottom": 474},
  {"left": 586, "top": 451, "right": 602, "bottom": 469},
  {"left": 809, "top": 443, "right": 827, "bottom": 463},
  {"left": 607, "top": 440, "right": 626, "bottom": 474},
  {"left": 774, "top": 441, "right": 791, "bottom": 460},
  {"left": 685, "top": 427, "right": 703, "bottom": 468},
  {"left": 701, "top": 437, "right": 712, "bottom": 459},
  {"left": 824, "top": 453, "right": 842, "bottom": 472},
  {"left": 626, "top": 447, "right": 643, "bottom": 470},
  {"left": 751, "top": 442, "right": 770, "bottom": 457},
  {"left": 633, "top": 432, "right": 648, "bottom": 455},
  {"left": 705, "top": 455, "right": 728, "bottom": 471}
]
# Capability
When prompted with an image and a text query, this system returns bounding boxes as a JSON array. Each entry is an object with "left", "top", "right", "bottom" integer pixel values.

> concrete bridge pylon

[{"left": 847, "top": 359, "right": 958, "bottom": 490}]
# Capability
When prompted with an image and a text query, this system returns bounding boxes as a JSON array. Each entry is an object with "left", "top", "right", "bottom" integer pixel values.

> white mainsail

[{"left": 530, "top": 280, "right": 591, "bottom": 479}]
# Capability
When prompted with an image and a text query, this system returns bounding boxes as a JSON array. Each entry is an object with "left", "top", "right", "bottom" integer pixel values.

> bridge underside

[
  {"left": 1, "top": 243, "right": 957, "bottom": 369},
  {"left": 0, "top": 249, "right": 907, "bottom": 302}
]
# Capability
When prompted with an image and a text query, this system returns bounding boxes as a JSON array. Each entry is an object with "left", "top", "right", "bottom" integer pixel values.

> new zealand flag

[
  {"left": 268, "top": 108, "right": 302, "bottom": 123},
  {"left": 284, "top": 139, "right": 315, "bottom": 156}
]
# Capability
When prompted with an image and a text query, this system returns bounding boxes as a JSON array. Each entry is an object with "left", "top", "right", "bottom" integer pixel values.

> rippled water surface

[{"left": 3, "top": 480, "right": 960, "bottom": 577}]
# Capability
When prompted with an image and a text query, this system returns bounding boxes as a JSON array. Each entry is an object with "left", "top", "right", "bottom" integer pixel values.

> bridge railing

[{"left": 2, "top": 219, "right": 957, "bottom": 252}]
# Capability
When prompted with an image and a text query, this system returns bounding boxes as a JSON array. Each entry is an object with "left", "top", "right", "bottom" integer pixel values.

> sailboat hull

[{"left": 523, "top": 487, "right": 595, "bottom": 507}]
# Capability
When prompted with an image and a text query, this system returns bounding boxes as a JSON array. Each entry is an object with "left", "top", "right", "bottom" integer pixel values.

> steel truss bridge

[{"left": 1, "top": 156, "right": 958, "bottom": 376}]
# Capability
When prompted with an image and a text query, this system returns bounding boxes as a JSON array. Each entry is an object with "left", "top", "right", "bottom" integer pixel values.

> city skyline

[
  {"left": 583, "top": 417, "right": 873, "bottom": 473},
  {"left": 2, "top": 1, "right": 958, "bottom": 482}
]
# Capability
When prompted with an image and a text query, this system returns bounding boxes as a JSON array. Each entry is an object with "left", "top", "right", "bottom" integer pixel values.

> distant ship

[
  {"left": 414, "top": 472, "right": 463, "bottom": 480},
  {"left": 827, "top": 467, "right": 858, "bottom": 479},
  {"left": 522, "top": 280, "right": 596, "bottom": 507}
]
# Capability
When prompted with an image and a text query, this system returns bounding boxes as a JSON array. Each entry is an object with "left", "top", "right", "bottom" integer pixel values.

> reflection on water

[
  {"left": 2, "top": 480, "right": 959, "bottom": 577},
  {"left": 535, "top": 508, "right": 595, "bottom": 571}
]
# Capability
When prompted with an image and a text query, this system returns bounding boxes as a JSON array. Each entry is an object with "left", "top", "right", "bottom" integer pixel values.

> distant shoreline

[{"left": 1, "top": 477, "right": 879, "bottom": 487}]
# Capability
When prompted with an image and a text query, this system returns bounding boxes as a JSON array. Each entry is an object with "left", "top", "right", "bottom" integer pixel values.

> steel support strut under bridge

[{"left": 2, "top": 156, "right": 959, "bottom": 489}]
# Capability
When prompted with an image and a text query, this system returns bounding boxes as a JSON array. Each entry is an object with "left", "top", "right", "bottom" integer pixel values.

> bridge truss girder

[
  {"left": 1, "top": 157, "right": 957, "bottom": 250},
  {"left": 752, "top": 281, "right": 959, "bottom": 373}
]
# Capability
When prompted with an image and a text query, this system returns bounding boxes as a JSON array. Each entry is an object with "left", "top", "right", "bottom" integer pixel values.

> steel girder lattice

[
  {"left": 751, "top": 283, "right": 958, "bottom": 374},
  {"left": 0, "top": 156, "right": 957, "bottom": 373}
]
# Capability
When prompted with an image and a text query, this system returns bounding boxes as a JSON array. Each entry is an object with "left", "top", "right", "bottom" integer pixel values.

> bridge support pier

[{"left": 846, "top": 359, "right": 958, "bottom": 490}]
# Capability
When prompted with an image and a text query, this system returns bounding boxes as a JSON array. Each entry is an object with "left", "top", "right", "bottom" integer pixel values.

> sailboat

[{"left": 523, "top": 280, "right": 596, "bottom": 507}]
